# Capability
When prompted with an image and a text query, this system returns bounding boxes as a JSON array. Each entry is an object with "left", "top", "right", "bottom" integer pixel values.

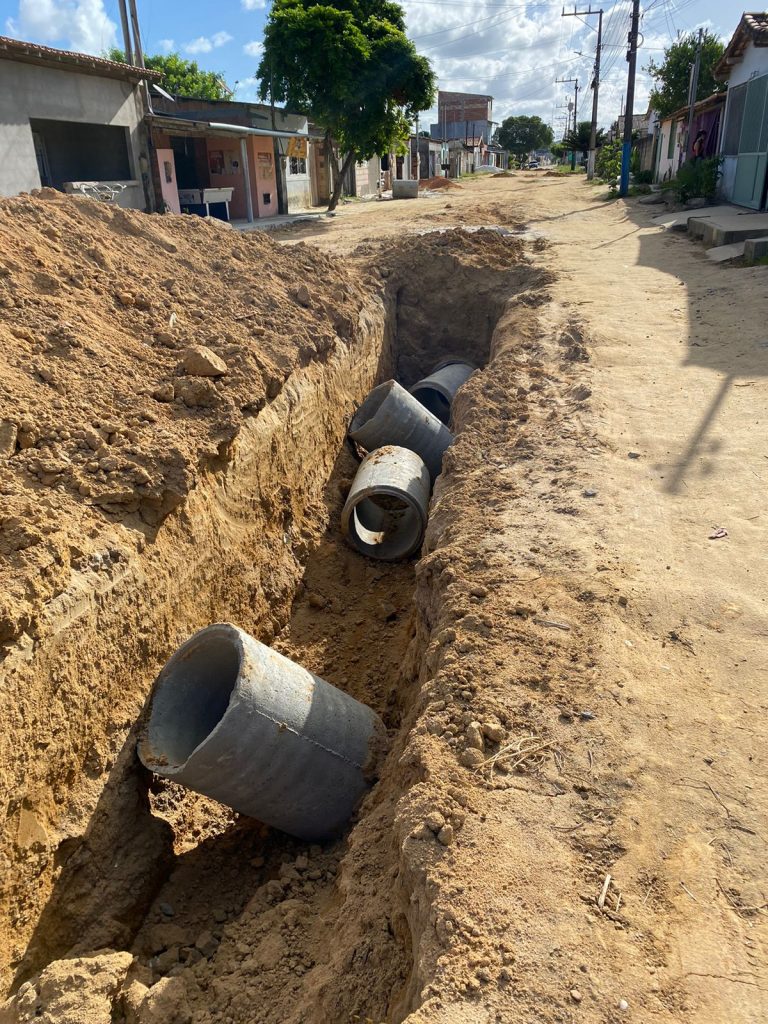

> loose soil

[{"left": 1, "top": 174, "right": 766, "bottom": 1024}]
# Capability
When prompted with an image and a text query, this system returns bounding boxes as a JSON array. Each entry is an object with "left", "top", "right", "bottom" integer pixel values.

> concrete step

[
  {"left": 705, "top": 242, "right": 746, "bottom": 262},
  {"left": 700, "top": 213, "right": 768, "bottom": 246}
]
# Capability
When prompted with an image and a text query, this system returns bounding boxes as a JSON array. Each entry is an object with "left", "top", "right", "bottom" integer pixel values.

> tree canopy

[
  {"left": 563, "top": 120, "right": 606, "bottom": 160},
  {"left": 646, "top": 30, "right": 725, "bottom": 120},
  {"left": 257, "top": 0, "right": 435, "bottom": 209},
  {"left": 106, "top": 49, "right": 230, "bottom": 100},
  {"left": 496, "top": 115, "right": 553, "bottom": 157}
]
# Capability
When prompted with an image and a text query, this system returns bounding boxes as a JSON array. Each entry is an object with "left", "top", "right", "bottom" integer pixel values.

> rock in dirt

[
  {"left": 465, "top": 722, "right": 485, "bottom": 750},
  {"left": 482, "top": 721, "right": 504, "bottom": 744},
  {"left": 425, "top": 811, "right": 446, "bottom": 833},
  {"left": 459, "top": 748, "right": 485, "bottom": 768},
  {"left": 175, "top": 378, "right": 219, "bottom": 409},
  {"left": 0, "top": 420, "right": 17, "bottom": 457},
  {"left": 181, "top": 345, "right": 228, "bottom": 377},
  {"left": 437, "top": 823, "right": 454, "bottom": 846},
  {"left": 194, "top": 930, "right": 219, "bottom": 958},
  {"left": 132, "top": 977, "right": 191, "bottom": 1024},
  {"left": 0, "top": 950, "right": 133, "bottom": 1024},
  {"left": 151, "top": 383, "right": 175, "bottom": 403},
  {"left": 295, "top": 284, "right": 312, "bottom": 307}
]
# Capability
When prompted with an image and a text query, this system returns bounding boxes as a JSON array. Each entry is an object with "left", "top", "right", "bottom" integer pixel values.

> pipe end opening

[{"left": 139, "top": 625, "right": 243, "bottom": 772}]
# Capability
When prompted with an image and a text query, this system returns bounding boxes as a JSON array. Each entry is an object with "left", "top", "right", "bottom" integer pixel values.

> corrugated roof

[
  {"left": 0, "top": 35, "right": 162, "bottom": 81},
  {"left": 714, "top": 13, "right": 768, "bottom": 81},
  {"left": 668, "top": 90, "right": 726, "bottom": 122}
]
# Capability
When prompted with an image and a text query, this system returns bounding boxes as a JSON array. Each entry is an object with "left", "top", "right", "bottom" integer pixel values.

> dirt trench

[{"left": 1, "top": 229, "right": 549, "bottom": 1023}]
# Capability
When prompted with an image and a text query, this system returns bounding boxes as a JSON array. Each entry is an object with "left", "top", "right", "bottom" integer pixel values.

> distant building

[{"left": 431, "top": 90, "right": 494, "bottom": 145}]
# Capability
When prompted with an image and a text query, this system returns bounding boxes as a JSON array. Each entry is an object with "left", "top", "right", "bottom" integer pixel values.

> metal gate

[{"left": 730, "top": 74, "right": 768, "bottom": 209}]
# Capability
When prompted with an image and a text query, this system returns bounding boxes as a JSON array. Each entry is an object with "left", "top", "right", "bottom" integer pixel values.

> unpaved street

[
  {"left": 273, "top": 174, "right": 768, "bottom": 1021},
  {"left": 0, "top": 175, "right": 765, "bottom": 1024}
]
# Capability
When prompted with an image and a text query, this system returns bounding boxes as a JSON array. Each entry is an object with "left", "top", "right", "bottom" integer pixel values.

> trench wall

[{"left": 0, "top": 297, "right": 393, "bottom": 990}]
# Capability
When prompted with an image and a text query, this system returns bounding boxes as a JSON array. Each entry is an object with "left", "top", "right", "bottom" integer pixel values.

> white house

[{"left": 715, "top": 12, "right": 768, "bottom": 210}]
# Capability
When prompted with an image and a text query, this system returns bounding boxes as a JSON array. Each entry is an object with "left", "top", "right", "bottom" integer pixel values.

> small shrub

[
  {"left": 634, "top": 169, "right": 654, "bottom": 184},
  {"left": 595, "top": 139, "right": 622, "bottom": 192},
  {"left": 671, "top": 156, "right": 722, "bottom": 203}
]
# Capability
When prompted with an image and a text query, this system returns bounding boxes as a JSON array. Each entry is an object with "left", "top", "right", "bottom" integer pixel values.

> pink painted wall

[
  {"left": 156, "top": 147, "right": 180, "bottom": 214},
  {"left": 248, "top": 136, "right": 277, "bottom": 218},
  {"left": 205, "top": 136, "right": 249, "bottom": 220}
]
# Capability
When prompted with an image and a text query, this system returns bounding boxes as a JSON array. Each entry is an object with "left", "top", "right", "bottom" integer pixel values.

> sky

[{"left": 0, "top": 0, "right": 750, "bottom": 133}]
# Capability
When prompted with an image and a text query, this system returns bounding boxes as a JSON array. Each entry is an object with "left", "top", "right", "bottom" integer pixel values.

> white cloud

[
  {"left": 157, "top": 38, "right": 175, "bottom": 54},
  {"left": 5, "top": 0, "right": 117, "bottom": 56},
  {"left": 397, "top": 0, "right": 730, "bottom": 136},
  {"left": 243, "top": 40, "right": 264, "bottom": 57},
  {"left": 184, "top": 31, "right": 232, "bottom": 55},
  {"left": 242, "top": 0, "right": 267, "bottom": 9}
]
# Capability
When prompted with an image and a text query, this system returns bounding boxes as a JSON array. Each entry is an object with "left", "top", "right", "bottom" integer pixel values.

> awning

[{"left": 148, "top": 113, "right": 309, "bottom": 140}]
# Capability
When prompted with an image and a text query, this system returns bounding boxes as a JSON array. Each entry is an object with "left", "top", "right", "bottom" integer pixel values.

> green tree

[
  {"left": 106, "top": 49, "right": 230, "bottom": 100},
  {"left": 563, "top": 120, "right": 606, "bottom": 162},
  {"left": 646, "top": 30, "right": 725, "bottom": 120},
  {"left": 256, "top": 0, "right": 435, "bottom": 211},
  {"left": 496, "top": 115, "right": 553, "bottom": 159}
]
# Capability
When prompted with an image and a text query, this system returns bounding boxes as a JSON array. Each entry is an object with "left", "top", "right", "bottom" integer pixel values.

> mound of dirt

[
  {"left": 420, "top": 177, "right": 462, "bottom": 190},
  {"left": 0, "top": 190, "right": 369, "bottom": 649},
  {"left": 491, "top": 171, "right": 515, "bottom": 177}
]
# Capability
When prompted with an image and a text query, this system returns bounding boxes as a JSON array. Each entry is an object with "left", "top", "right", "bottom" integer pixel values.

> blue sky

[{"left": 0, "top": 0, "right": 749, "bottom": 130}]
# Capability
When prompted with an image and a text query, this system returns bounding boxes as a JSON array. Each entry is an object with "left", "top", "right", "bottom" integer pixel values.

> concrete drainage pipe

[
  {"left": 138, "top": 623, "right": 387, "bottom": 841},
  {"left": 410, "top": 361, "right": 475, "bottom": 425},
  {"left": 349, "top": 379, "right": 453, "bottom": 482},
  {"left": 342, "top": 445, "right": 430, "bottom": 561}
]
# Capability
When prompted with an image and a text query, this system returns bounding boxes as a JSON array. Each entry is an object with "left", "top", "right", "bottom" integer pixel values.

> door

[
  {"left": 731, "top": 74, "right": 768, "bottom": 209},
  {"left": 31, "top": 131, "right": 51, "bottom": 186}
]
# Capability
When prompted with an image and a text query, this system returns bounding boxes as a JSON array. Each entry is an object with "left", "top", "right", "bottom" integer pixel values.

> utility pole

[
  {"left": 562, "top": 6, "right": 604, "bottom": 179},
  {"left": 126, "top": 0, "right": 144, "bottom": 67},
  {"left": 685, "top": 27, "right": 704, "bottom": 159},
  {"left": 619, "top": 0, "right": 640, "bottom": 197},
  {"left": 117, "top": 0, "right": 133, "bottom": 65},
  {"left": 556, "top": 77, "right": 579, "bottom": 168}
]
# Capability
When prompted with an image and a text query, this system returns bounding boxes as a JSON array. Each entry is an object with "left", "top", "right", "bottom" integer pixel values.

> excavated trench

[{"left": 3, "top": 232, "right": 545, "bottom": 1023}]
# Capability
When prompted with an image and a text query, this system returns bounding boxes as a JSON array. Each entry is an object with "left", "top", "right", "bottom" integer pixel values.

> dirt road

[
  {"left": 272, "top": 175, "right": 768, "bottom": 1021},
  {"left": 1, "top": 175, "right": 765, "bottom": 1024}
]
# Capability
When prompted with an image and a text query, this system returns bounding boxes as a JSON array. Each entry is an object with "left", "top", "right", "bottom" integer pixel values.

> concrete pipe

[
  {"left": 138, "top": 623, "right": 387, "bottom": 841},
  {"left": 349, "top": 379, "right": 454, "bottom": 482},
  {"left": 341, "top": 445, "right": 430, "bottom": 561},
  {"left": 410, "top": 361, "right": 475, "bottom": 425}
]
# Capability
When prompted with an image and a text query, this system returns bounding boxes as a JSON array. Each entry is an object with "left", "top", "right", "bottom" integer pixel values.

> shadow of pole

[{"left": 662, "top": 373, "right": 734, "bottom": 495}]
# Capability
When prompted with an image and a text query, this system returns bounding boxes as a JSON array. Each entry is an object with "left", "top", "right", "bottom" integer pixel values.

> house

[
  {"left": 654, "top": 92, "right": 725, "bottom": 183},
  {"left": 416, "top": 136, "right": 444, "bottom": 179},
  {"left": 148, "top": 96, "right": 313, "bottom": 222},
  {"left": 0, "top": 35, "right": 159, "bottom": 209},
  {"left": 714, "top": 12, "right": 768, "bottom": 209},
  {"left": 430, "top": 91, "right": 494, "bottom": 145}
]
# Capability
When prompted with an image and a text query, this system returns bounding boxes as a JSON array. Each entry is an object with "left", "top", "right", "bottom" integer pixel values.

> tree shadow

[{"left": 624, "top": 199, "right": 768, "bottom": 494}]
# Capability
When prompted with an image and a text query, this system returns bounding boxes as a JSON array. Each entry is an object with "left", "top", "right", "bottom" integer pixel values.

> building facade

[
  {"left": 715, "top": 13, "right": 768, "bottom": 209},
  {"left": 0, "top": 35, "right": 158, "bottom": 209},
  {"left": 431, "top": 91, "right": 494, "bottom": 145}
]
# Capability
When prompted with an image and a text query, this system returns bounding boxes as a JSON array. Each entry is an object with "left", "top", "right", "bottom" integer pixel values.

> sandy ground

[
  {"left": 1, "top": 175, "right": 766, "bottom": 1024},
  {"left": 271, "top": 176, "right": 768, "bottom": 1021}
]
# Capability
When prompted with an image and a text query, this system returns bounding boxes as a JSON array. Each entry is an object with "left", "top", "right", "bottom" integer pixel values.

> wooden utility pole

[
  {"left": 117, "top": 0, "right": 133, "bottom": 65},
  {"left": 562, "top": 6, "right": 603, "bottom": 179},
  {"left": 685, "top": 27, "right": 704, "bottom": 159},
  {"left": 619, "top": 0, "right": 640, "bottom": 197}
]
